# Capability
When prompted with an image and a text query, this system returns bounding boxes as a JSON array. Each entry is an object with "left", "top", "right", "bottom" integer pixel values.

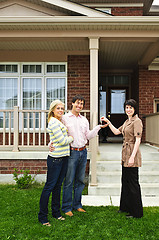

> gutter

[{"left": 0, "top": 16, "right": 159, "bottom": 24}]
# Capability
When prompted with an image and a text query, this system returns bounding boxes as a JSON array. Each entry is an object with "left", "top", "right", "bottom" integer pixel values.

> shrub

[{"left": 13, "top": 168, "right": 38, "bottom": 189}]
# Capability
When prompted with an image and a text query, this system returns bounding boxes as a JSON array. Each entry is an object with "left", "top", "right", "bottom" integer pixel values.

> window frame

[
  {"left": 0, "top": 62, "right": 67, "bottom": 130},
  {"left": 0, "top": 62, "right": 19, "bottom": 76},
  {"left": 154, "top": 98, "right": 159, "bottom": 113}
]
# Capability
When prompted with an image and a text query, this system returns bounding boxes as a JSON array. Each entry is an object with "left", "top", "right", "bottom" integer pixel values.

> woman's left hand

[{"left": 128, "top": 156, "right": 134, "bottom": 167}]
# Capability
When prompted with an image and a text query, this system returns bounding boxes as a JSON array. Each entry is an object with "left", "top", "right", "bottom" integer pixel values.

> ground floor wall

[{"left": 0, "top": 159, "right": 90, "bottom": 176}]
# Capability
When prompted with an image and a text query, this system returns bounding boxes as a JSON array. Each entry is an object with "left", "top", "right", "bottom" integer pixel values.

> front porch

[{"left": 0, "top": 109, "right": 159, "bottom": 188}]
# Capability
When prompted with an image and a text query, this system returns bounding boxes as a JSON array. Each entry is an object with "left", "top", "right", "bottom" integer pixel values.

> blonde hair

[{"left": 48, "top": 99, "right": 64, "bottom": 123}]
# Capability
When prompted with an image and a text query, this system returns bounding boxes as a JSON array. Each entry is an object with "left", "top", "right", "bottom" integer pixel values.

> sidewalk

[{"left": 82, "top": 195, "right": 159, "bottom": 207}]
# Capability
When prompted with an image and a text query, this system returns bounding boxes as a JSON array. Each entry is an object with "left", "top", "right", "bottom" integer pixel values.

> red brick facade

[
  {"left": 111, "top": 7, "right": 143, "bottom": 16},
  {"left": 0, "top": 159, "right": 90, "bottom": 175},
  {"left": 67, "top": 55, "right": 90, "bottom": 110},
  {"left": 0, "top": 160, "right": 47, "bottom": 174},
  {"left": 139, "top": 66, "right": 159, "bottom": 141},
  {"left": 139, "top": 66, "right": 159, "bottom": 115}
]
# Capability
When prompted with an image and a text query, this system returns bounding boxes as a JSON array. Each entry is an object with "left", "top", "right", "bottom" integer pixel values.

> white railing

[
  {"left": 0, "top": 107, "right": 90, "bottom": 151},
  {"left": 145, "top": 113, "right": 159, "bottom": 146}
]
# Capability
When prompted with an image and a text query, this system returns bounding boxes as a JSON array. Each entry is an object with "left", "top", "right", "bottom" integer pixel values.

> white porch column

[{"left": 89, "top": 38, "right": 99, "bottom": 186}]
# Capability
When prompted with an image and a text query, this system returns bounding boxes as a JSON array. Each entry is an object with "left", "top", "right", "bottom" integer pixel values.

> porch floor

[{"left": 98, "top": 142, "right": 159, "bottom": 154}]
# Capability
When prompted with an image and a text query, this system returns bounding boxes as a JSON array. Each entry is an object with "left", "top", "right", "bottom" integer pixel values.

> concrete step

[
  {"left": 96, "top": 171, "right": 159, "bottom": 184},
  {"left": 88, "top": 183, "right": 159, "bottom": 196},
  {"left": 96, "top": 161, "right": 122, "bottom": 172}
]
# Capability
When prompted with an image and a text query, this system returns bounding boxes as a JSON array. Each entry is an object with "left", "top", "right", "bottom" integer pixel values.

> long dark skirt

[{"left": 119, "top": 166, "right": 143, "bottom": 218}]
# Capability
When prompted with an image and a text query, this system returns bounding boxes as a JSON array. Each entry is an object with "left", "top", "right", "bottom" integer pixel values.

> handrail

[
  {"left": 0, "top": 107, "right": 90, "bottom": 151},
  {"left": 143, "top": 112, "right": 159, "bottom": 118}
]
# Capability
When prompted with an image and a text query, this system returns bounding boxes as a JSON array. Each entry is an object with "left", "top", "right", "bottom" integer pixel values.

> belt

[{"left": 70, "top": 146, "right": 86, "bottom": 151}]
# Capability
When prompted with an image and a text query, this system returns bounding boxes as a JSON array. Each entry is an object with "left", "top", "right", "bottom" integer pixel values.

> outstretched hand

[{"left": 100, "top": 116, "right": 110, "bottom": 125}]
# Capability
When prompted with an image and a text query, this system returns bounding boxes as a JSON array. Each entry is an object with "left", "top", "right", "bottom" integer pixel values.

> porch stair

[{"left": 88, "top": 143, "right": 159, "bottom": 197}]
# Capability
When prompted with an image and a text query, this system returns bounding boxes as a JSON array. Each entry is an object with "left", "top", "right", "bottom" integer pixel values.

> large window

[
  {"left": 0, "top": 62, "right": 67, "bottom": 128},
  {"left": 46, "top": 78, "right": 65, "bottom": 109},
  {"left": 0, "top": 77, "right": 18, "bottom": 128}
]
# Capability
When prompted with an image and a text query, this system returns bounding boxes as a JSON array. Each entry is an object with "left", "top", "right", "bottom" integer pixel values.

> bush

[{"left": 13, "top": 168, "right": 38, "bottom": 189}]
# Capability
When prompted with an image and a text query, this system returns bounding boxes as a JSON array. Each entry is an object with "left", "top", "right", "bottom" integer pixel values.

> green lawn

[{"left": 1, "top": 184, "right": 159, "bottom": 240}]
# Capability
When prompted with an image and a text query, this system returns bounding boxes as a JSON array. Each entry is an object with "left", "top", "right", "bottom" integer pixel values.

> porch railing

[
  {"left": 144, "top": 113, "right": 159, "bottom": 146},
  {"left": 0, "top": 106, "right": 90, "bottom": 152}
]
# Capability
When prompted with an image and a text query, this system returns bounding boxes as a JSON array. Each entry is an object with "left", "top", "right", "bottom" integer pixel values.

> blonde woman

[{"left": 38, "top": 100, "right": 73, "bottom": 226}]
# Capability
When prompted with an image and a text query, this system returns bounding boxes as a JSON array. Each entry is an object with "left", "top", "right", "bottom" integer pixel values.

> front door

[
  {"left": 107, "top": 87, "right": 128, "bottom": 137},
  {"left": 99, "top": 75, "right": 130, "bottom": 142}
]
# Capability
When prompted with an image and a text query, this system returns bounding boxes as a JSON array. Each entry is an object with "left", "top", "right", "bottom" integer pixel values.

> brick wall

[
  {"left": 67, "top": 55, "right": 90, "bottom": 110},
  {"left": 0, "top": 160, "right": 47, "bottom": 174},
  {"left": 111, "top": 7, "right": 143, "bottom": 16},
  {"left": 0, "top": 159, "right": 90, "bottom": 176},
  {"left": 139, "top": 66, "right": 159, "bottom": 140}
]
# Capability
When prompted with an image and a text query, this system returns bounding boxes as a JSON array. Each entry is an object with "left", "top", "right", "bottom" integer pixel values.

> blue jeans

[
  {"left": 38, "top": 155, "right": 68, "bottom": 224},
  {"left": 62, "top": 148, "right": 87, "bottom": 213}
]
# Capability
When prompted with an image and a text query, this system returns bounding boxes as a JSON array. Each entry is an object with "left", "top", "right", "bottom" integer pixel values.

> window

[
  {"left": 22, "top": 64, "right": 41, "bottom": 73},
  {"left": 23, "top": 78, "right": 42, "bottom": 128},
  {"left": 0, "top": 62, "right": 67, "bottom": 129},
  {"left": 46, "top": 78, "right": 65, "bottom": 109},
  {"left": 111, "top": 90, "right": 126, "bottom": 114},
  {"left": 0, "top": 64, "right": 18, "bottom": 73},
  {"left": 154, "top": 99, "right": 159, "bottom": 113},
  {"left": 0, "top": 78, "right": 18, "bottom": 127},
  {"left": 46, "top": 64, "right": 65, "bottom": 73}
]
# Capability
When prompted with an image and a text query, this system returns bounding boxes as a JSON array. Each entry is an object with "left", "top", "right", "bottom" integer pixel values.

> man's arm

[{"left": 85, "top": 119, "right": 108, "bottom": 140}]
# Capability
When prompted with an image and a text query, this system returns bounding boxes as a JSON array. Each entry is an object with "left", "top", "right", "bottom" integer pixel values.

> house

[{"left": 0, "top": 0, "right": 159, "bottom": 182}]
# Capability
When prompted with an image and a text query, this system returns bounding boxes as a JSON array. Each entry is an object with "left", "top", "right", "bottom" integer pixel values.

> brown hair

[{"left": 124, "top": 99, "right": 138, "bottom": 116}]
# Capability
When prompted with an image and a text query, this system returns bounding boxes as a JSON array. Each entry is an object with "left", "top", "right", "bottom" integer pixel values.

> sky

[{"left": 153, "top": 0, "right": 159, "bottom": 5}]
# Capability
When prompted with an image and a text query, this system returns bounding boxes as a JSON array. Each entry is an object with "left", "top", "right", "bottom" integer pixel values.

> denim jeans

[
  {"left": 38, "top": 155, "right": 68, "bottom": 224},
  {"left": 62, "top": 148, "right": 87, "bottom": 213}
]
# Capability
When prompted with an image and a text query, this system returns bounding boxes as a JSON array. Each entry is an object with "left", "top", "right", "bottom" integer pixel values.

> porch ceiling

[
  {"left": 99, "top": 40, "right": 151, "bottom": 69},
  {"left": 0, "top": 37, "right": 156, "bottom": 70},
  {"left": 0, "top": 16, "right": 159, "bottom": 69}
]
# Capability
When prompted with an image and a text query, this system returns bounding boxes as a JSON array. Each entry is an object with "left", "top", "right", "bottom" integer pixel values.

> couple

[{"left": 38, "top": 95, "right": 107, "bottom": 226}]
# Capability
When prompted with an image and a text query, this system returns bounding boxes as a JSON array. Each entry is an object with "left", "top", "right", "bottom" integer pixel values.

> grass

[{"left": 1, "top": 184, "right": 159, "bottom": 240}]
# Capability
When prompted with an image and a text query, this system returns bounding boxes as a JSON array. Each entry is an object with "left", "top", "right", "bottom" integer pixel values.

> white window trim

[
  {"left": 44, "top": 62, "right": 67, "bottom": 76},
  {"left": 154, "top": 98, "right": 159, "bottom": 113},
  {"left": 21, "top": 62, "right": 44, "bottom": 75},
  {"left": 0, "top": 62, "right": 19, "bottom": 76},
  {"left": 0, "top": 62, "right": 67, "bottom": 130}
]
